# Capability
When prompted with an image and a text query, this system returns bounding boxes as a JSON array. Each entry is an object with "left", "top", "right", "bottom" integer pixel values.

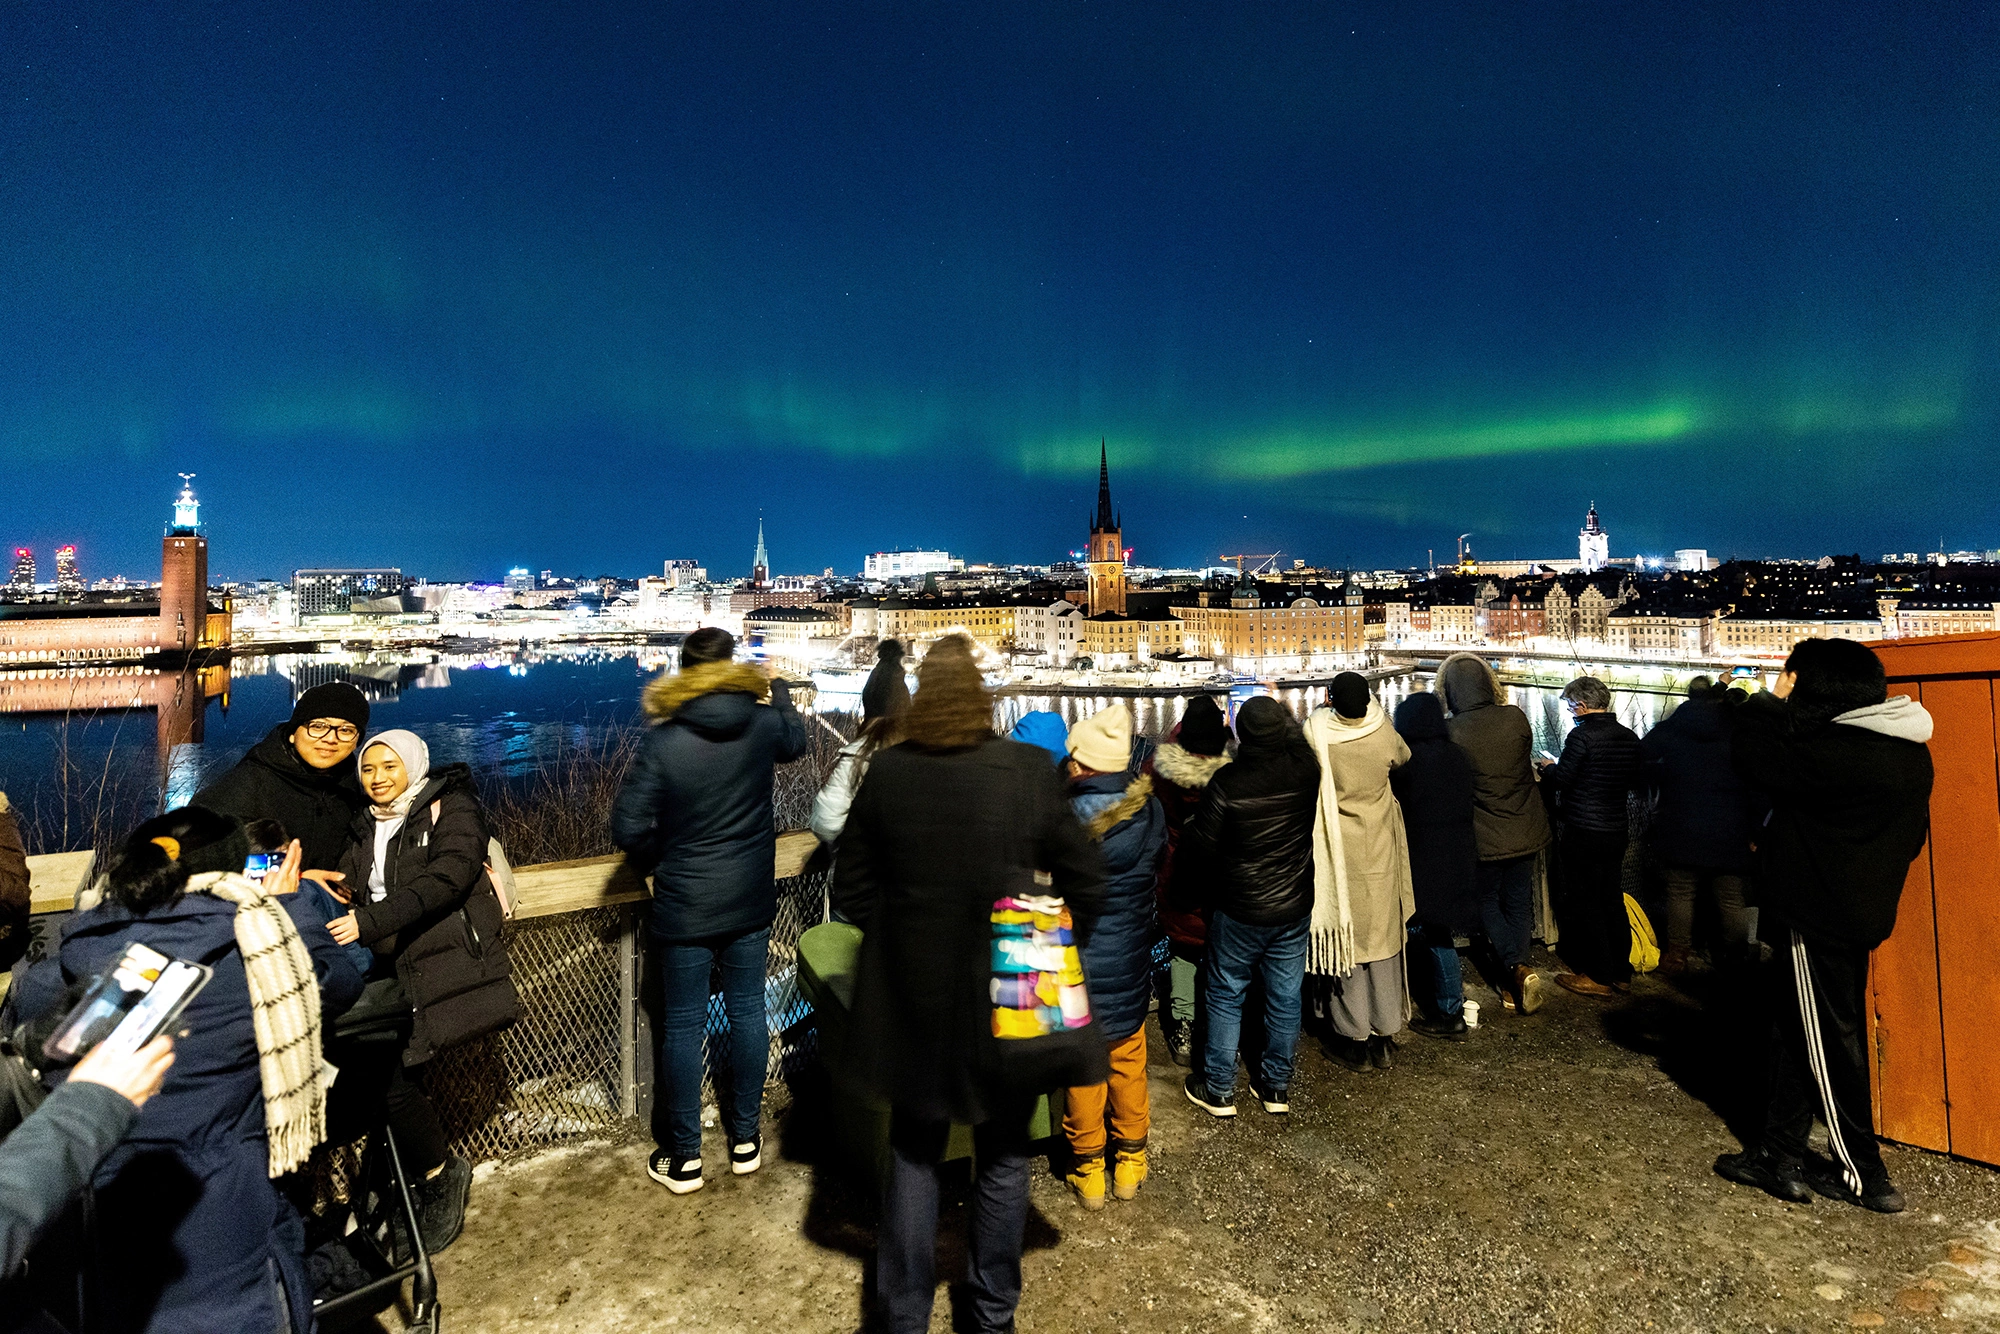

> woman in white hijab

[
  {"left": 1304, "top": 673, "right": 1415, "bottom": 1073},
  {"left": 329, "top": 728, "right": 516, "bottom": 1256}
]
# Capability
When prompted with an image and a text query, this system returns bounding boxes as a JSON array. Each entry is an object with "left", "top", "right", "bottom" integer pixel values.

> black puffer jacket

[
  {"left": 1185, "top": 729, "right": 1320, "bottom": 927},
  {"left": 1733, "top": 691, "right": 1934, "bottom": 949},
  {"left": 1068, "top": 771, "right": 1166, "bottom": 1042},
  {"left": 195, "top": 723, "right": 368, "bottom": 872},
  {"left": 339, "top": 765, "right": 518, "bottom": 1065},
  {"left": 1641, "top": 694, "right": 1757, "bottom": 871},
  {"left": 1544, "top": 712, "right": 1643, "bottom": 835},
  {"left": 611, "top": 663, "right": 809, "bottom": 943}
]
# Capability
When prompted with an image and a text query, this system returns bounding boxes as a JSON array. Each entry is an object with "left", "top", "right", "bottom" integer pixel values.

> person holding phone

[
  {"left": 2, "top": 1035, "right": 174, "bottom": 1281},
  {"left": 11, "top": 807, "right": 361, "bottom": 1334}
]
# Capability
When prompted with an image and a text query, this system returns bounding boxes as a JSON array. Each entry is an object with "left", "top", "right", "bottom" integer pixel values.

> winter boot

[
  {"left": 417, "top": 1154, "right": 473, "bottom": 1253},
  {"left": 1065, "top": 1153, "right": 1107, "bottom": 1211},
  {"left": 1111, "top": 1140, "right": 1148, "bottom": 1201}
]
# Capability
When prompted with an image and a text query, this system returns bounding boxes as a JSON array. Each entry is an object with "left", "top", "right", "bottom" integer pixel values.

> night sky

[{"left": 5, "top": 3, "right": 1996, "bottom": 581}]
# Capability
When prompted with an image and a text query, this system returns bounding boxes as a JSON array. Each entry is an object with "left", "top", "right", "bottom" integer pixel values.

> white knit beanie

[{"left": 1068, "top": 705, "right": 1133, "bottom": 774}]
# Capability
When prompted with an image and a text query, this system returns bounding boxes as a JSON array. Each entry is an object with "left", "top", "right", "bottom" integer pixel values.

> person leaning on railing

[{"left": 612, "top": 627, "right": 808, "bottom": 1197}]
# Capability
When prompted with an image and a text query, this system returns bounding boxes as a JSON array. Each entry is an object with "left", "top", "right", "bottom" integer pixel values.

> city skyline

[{"left": 5, "top": 4, "right": 1996, "bottom": 579}]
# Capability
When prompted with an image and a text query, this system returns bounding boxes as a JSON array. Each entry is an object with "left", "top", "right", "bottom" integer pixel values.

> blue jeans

[
  {"left": 1200, "top": 911, "right": 1308, "bottom": 1098},
  {"left": 876, "top": 1102, "right": 1034, "bottom": 1334},
  {"left": 1410, "top": 921, "right": 1464, "bottom": 1018},
  {"left": 652, "top": 926, "right": 770, "bottom": 1158},
  {"left": 1478, "top": 854, "right": 1536, "bottom": 972}
]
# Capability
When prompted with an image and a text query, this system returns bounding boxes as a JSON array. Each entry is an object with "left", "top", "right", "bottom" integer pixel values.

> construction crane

[{"left": 1218, "top": 552, "right": 1283, "bottom": 575}]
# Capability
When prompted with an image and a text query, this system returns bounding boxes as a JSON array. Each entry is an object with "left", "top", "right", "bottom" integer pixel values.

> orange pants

[{"left": 1063, "top": 1028, "right": 1150, "bottom": 1159}]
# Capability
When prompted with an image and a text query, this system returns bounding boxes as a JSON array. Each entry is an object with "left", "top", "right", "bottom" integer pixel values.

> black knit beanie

[
  {"left": 1329, "top": 672, "right": 1372, "bottom": 720},
  {"left": 1177, "top": 695, "right": 1229, "bottom": 756},
  {"left": 861, "top": 640, "right": 911, "bottom": 722},
  {"left": 290, "top": 681, "right": 371, "bottom": 733}
]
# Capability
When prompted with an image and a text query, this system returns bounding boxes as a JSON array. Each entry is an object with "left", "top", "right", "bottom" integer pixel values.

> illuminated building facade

[
  {"left": 54, "top": 546, "right": 81, "bottom": 598},
  {"left": 1579, "top": 503, "right": 1610, "bottom": 573},
  {"left": 8, "top": 549, "right": 33, "bottom": 593}
]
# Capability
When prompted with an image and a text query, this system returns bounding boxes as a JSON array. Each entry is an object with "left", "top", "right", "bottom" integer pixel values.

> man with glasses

[
  {"left": 1538, "top": 676, "right": 1643, "bottom": 997},
  {"left": 195, "top": 681, "right": 372, "bottom": 874}
]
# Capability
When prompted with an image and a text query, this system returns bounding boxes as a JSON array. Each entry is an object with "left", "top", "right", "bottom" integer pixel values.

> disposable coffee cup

[{"left": 1462, "top": 1000, "right": 1481, "bottom": 1028}]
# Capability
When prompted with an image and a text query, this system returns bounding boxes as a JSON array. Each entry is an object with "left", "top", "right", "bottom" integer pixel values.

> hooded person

[
  {"left": 1182, "top": 696, "right": 1320, "bottom": 1118},
  {"left": 1435, "top": 652, "right": 1551, "bottom": 1015},
  {"left": 194, "top": 681, "right": 373, "bottom": 873},
  {"left": 812, "top": 640, "right": 913, "bottom": 883},
  {"left": 612, "top": 627, "right": 809, "bottom": 1197},
  {"left": 1391, "top": 692, "right": 1481, "bottom": 1039},
  {"left": 1143, "top": 695, "right": 1232, "bottom": 1066},
  {"left": 1716, "top": 639, "right": 1933, "bottom": 1214},
  {"left": 834, "top": 634, "right": 1104, "bottom": 1332},
  {"left": 328, "top": 726, "right": 515, "bottom": 1254},
  {"left": 10, "top": 806, "right": 361, "bottom": 1333},
  {"left": 1058, "top": 704, "right": 1167, "bottom": 1210},
  {"left": 1302, "top": 674, "right": 1414, "bottom": 1072}
]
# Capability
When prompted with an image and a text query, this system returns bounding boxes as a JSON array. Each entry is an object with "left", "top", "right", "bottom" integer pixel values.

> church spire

[
  {"left": 1093, "top": 438, "right": 1116, "bottom": 532},
  {"left": 752, "top": 516, "right": 770, "bottom": 585}
]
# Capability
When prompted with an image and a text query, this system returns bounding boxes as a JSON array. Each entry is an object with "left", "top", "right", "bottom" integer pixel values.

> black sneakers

[
  {"left": 1162, "top": 1018, "right": 1195, "bottom": 1068},
  {"left": 1409, "top": 1012, "right": 1468, "bottom": 1042},
  {"left": 417, "top": 1154, "right": 474, "bottom": 1253},
  {"left": 1325, "top": 1035, "right": 1370, "bottom": 1072},
  {"left": 1713, "top": 1148, "right": 1811, "bottom": 1204},
  {"left": 648, "top": 1150, "right": 705, "bottom": 1195},
  {"left": 729, "top": 1137, "right": 763, "bottom": 1176},
  {"left": 1802, "top": 1153, "right": 1906, "bottom": 1214},
  {"left": 1183, "top": 1075, "right": 1236, "bottom": 1118},
  {"left": 1250, "top": 1082, "right": 1289, "bottom": 1115}
]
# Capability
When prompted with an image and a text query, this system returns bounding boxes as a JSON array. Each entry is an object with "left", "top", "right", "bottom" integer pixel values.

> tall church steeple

[
  {"left": 1086, "top": 439, "right": 1127, "bottom": 616},
  {"left": 752, "top": 517, "right": 770, "bottom": 586}
]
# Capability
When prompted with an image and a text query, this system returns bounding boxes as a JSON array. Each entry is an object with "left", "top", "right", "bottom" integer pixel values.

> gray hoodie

[{"left": 1437, "top": 654, "right": 1553, "bottom": 861}]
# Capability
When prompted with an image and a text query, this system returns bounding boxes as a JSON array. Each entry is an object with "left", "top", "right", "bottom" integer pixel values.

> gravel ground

[{"left": 391, "top": 959, "right": 2000, "bottom": 1333}]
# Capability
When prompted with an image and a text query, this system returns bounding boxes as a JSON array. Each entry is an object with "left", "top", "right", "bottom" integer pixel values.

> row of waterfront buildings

[{"left": 6, "top": 462, "right": 2000, "bottom": 674}]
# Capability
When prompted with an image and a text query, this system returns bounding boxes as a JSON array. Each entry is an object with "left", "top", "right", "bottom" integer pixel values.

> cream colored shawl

[{"left": 1304, "top": 701, "right": 1407, "bottom": 978}]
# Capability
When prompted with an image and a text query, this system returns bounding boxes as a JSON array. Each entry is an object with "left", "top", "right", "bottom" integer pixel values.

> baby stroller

[{"left": 311, "top": 985, "right": 443, "bottom": 1333}]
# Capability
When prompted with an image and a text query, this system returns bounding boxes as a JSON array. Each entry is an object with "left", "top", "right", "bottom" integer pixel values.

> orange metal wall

[{"left": 1869, "top": 633, "right": 2000, "bottom": 1167}]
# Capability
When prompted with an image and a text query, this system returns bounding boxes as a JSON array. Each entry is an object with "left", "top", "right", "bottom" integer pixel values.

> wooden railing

[{"left": 25, "top": 828, "right": 825, "bottom": 920}]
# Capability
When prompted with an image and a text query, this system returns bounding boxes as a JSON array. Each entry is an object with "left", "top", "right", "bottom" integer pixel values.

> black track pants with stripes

[{"left": 1761, "top": 929, "right": 1887, "bottom": 1191}]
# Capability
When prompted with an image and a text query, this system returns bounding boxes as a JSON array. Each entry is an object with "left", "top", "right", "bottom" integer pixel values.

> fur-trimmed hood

[
  {"left": 643, "top": 661, "right": 771, "bottom": 721},
  {"left": 1151, "top": 742, "right": 1230, "bottom": 790},
  {"left": 1072, "top": 773, "right": 1155, "bottom": 841}
]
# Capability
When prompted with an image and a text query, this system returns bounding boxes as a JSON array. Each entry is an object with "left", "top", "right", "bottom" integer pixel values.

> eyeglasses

[{"left": 302, "top": 721, "right": 360, "bottom": 743}]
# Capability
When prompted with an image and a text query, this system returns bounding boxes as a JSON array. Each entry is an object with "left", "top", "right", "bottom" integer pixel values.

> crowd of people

[{"left": 0, "top": 629, "right": 1938, "bottom": 1333}]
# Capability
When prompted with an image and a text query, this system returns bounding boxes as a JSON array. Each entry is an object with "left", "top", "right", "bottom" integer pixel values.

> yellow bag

[{"left": 1625, "top": 893, "right": 1661, "bottom": 973}]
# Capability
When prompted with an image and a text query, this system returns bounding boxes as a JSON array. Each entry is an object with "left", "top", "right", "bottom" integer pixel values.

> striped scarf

[{"left": 186, "top": 871, "right": 333, "bottom": 1176}]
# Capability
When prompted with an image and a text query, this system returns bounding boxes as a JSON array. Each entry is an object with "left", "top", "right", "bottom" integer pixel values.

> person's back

[
  {"left": 1437, "top": 654, "right": 1551, "bottom": 859},
  {"left": 1643, "top": 692, "right": 1755, "bottom": 871},
  {"left": 1191, "top": 707, "right": 1319, "bottom": 928},
  {"left": 1392, "top": 692, "right": 1481, "bottom": 1039},
  {"left": 1716, "top": 638, "right": 1934, "bottom": 1214},
  {"left": 611, "top": 628, "right": 808, "bottom": 1197},
  {"left": 613, "top": 634, "right": 809, "bottom": 942},
  {"left": 1734, "top": 684, "right": 1933, "bottom": 950},
  {"left": 1545, "top": 709, "right": 1643, "bottom": 834},
  {"left": 835, "top": 636, "right": 1103, "bottom": 1334}
]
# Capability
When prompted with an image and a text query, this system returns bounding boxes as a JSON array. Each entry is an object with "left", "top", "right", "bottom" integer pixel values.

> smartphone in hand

[{"left": 41, "top": 942, "right": 212, "bottom": 1066}]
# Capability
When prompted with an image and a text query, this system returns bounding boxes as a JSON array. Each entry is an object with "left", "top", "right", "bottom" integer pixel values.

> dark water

[{"left": 2, "top": 649, "right": 1673, "bottom": 854}]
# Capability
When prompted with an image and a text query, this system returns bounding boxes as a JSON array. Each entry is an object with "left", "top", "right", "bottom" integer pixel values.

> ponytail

[{"left": 105, "top": 807, "right": 249, "bottom": 914}]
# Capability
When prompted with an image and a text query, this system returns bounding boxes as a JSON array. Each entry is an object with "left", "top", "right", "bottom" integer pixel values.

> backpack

[
  {"left": 430, "top": 799, "right": 519, "bottom": 920},
  {"left": 987, "top": 892, "right": 1109, "bottom": 1092},
  {"left": 1625, "top": 893, "right": 1661, "bottom": 973}
]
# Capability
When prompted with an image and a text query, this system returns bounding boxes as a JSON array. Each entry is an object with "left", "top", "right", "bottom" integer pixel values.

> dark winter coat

[
  {"left": 1641, "top": 696, "right": 1757, "bottom": 872},
  {"left": 1733, "top": 692, "right": 1934, "bottom": 950},
  {"left": 1390, "top": 694, "right": 1481, "bottom": 935},
  {"left": 1185, "top": 734, "right": 1321, "bottom": 928},
  {"left": 1437, "top": 654, "right": 1553, "bottom": 861},
  {"left": 0, "top": 800, "right": 26, "bottom": 973},
  {"left": 1, "top": 1080, "right": 135, "bottom": 1281},
  {"left": 13, "top": 890, "right": 363, "bottom": 1334},
  {"left": 836, "top": 736, "right": 1104, "bottom": 1124},
  {"left": 194, "top": 722, "right": 369, "bottom": 872},
  {"left": 611, "top": 663, "right": 810, "bottom": 943},
  {"left": 1145, "top": 741, "right": 1232, "bottom": 948},
  {"left": 1069, "top": 771, "right": 1167, "bottom": 1042},
  {"left": 1544, "top": 712, "right": 1644, "bottom": 835},
  {"left": 337, "top": 765, "right": 519, "bottom": 1066}
]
